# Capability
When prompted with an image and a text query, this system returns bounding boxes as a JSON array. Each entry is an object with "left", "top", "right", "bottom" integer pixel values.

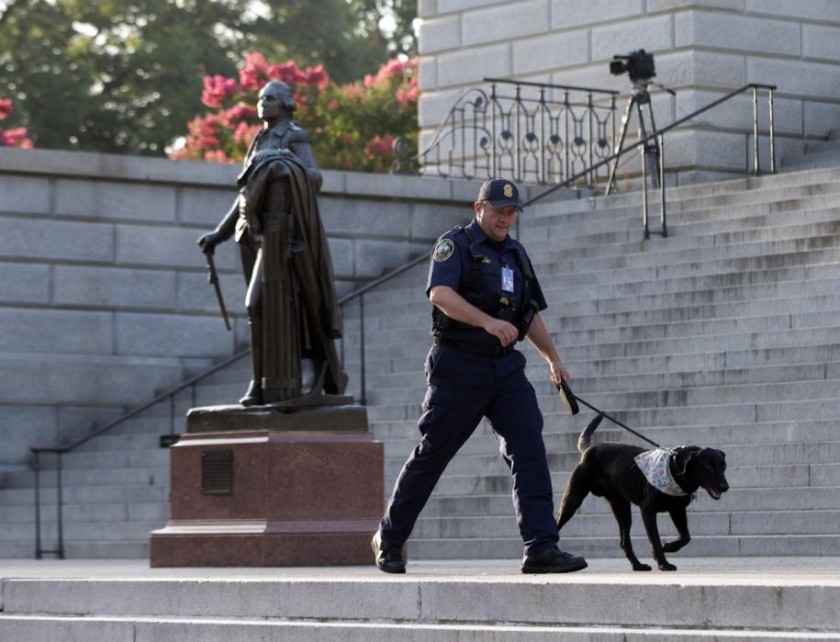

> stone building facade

[{"left": 416, "top": 0, "right": 840, "bottom": 184}]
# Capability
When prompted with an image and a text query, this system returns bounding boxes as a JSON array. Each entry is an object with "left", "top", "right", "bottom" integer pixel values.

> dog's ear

[{"left": 676, "top": 447, "right": 699, "bottom": 477}]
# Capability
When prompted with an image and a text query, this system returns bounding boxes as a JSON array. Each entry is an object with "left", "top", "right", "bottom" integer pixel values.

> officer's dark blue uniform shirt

[{"left": 426, "top": 220, "right": 548, "bottom": 348}]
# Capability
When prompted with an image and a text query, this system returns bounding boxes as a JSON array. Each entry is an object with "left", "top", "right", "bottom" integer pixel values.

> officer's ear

[{"left": 473, "top": 201, "right": 484, "bottom": 216}]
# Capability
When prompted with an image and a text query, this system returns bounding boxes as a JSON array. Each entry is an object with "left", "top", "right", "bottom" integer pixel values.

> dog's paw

[
  {"left": 662, "top": 541, "right": 682, "bottom": 553},
  {"left": 658, "top": 562, "right": 677, "bottom": 571},
  {"left": 632, "top": 563, "right": 652, "bottom": 571}
]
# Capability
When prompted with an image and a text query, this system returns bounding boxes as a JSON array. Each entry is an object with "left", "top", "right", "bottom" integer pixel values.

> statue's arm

[{"left": 197, "top": 198, "right": 238, "bottom": 254}]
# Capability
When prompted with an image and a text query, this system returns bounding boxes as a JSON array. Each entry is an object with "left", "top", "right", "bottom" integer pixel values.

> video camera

[{"left": 610, "top": 49, "right": 656, "bottom": 83}]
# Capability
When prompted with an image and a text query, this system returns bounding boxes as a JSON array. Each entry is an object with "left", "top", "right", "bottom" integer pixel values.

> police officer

[{"left": 372, "top": 178, "right": 587, "bottom": 574}]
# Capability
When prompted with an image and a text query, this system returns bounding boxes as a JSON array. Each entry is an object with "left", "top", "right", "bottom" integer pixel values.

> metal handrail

[{"left": 29, "top": 82, "right": 777, "bottom": 559}]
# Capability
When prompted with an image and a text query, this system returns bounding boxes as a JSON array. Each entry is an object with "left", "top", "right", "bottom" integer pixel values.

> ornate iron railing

[{"left": 418, "top": 78, "right": 620, "bottom": 187}]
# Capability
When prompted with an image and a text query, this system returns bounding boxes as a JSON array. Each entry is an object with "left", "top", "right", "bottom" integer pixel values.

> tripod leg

[{"left": 605, "top": 95, "right": 636, "bottom": 196}]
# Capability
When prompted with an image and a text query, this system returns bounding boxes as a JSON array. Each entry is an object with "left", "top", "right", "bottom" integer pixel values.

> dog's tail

[{"left": 577, "top": 412, "right": 605, "bottom": 453}]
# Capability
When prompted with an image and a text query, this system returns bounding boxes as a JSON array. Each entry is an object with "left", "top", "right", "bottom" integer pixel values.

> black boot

[{"left": 240, "top": 320, "right": 264, "bottom": 406}]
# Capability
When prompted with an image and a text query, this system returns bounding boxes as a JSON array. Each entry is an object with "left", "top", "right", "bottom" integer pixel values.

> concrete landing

[{"left": 2, "top": 557, "right": 840, "bottom": 640}]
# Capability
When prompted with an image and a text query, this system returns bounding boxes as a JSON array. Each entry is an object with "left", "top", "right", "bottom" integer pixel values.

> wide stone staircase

[{"left": 2, "top": 166, "right": 840, "bottom": 565}]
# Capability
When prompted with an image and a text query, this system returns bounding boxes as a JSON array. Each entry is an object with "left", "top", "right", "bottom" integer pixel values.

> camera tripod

[{"left": 606, "top": 79, "right": 675, "bottom": 238}]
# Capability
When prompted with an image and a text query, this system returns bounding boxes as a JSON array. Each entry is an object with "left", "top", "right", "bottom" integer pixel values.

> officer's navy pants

[{"left": 379, "top": 344, "right": 559, "bottom": 555}]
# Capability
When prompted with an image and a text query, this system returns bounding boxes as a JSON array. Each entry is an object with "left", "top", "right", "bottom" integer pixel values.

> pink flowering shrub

[
  {"left": 171, "top": 53, "right": 417, "bottom": 173},
  {"left": 0, "top": 98, "right": 33, "bottom": 149}
]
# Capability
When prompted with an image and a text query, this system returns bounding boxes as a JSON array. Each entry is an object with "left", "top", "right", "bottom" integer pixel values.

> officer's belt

[{"left": 434, "top": 337, "right": 514, "bottom": 358}]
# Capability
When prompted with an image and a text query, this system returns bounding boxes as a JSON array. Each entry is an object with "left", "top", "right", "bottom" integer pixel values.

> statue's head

[{"left": 257, "top": 81, "right": 297, "bottom": 122}]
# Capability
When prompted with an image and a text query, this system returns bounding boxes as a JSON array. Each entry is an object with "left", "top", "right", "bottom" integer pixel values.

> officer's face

[{"left": 475, "top": 202, "right": 517, "bottom": 242}]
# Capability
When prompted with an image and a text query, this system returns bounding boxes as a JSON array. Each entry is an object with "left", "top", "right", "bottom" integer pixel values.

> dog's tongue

[{"left": 706, "top": 488, "right": 722, "bottom": 500}]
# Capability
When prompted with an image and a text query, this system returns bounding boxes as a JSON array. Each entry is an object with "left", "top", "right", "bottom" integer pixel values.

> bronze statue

[{"left": 198, "top": 80, "right": 347, "bottom": 406}]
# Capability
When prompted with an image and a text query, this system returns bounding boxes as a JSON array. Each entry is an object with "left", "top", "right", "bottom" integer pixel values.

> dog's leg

[
  {"left": 640, "top": 505, "right": 676, "bottom": 571},
  {"left": 606, "top": 496, "right": 651, "bottom": 571},
  {"left": 662, "top": 507, "right": 690, "bottom": 553}
]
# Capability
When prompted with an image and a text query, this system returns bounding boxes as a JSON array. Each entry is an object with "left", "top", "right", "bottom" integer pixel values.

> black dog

[{"left": 556, "top": 414, "right": 729, "bottom": 571}]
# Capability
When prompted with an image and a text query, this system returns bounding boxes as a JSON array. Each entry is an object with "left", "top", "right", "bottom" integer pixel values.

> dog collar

[{"left": 634, "top": 448, "right": 688, "bottom": 496}]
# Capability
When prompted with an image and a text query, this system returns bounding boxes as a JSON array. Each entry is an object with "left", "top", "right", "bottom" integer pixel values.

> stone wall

[
  {"left": 417, "top": 0, "right": 840, "bottom": 184},
  {"left": 0, "top": 147, "right": 489, "bottom": 467}
]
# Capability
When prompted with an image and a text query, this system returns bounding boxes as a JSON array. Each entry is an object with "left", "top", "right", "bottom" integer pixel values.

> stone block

[
  {"left": 436, "top": 44, "right": 511, "bottom": 88},
  {"left": 0, "top": 354, "right": 184, "bottom": 406},
  {"left": 326, "top": 237, "right": 354, "bottom": 279},
  {"left": 178, "top": 186, "right": 234, "bottom": 226},
  {"left": 0, "top": 218, "right": 114, "bottom": 262},
  {"left": 675, "top": 10, "right": 800, "bottom": 56},
  {"left": 417, "top": 87, "right": 466, "bottom": 128},
  {"left": 53, "top": 265, "right": 177, "bottom": 310},
  {"left": 748, "top": 58, "right": 840, "bottom": 101},
  {"left": 803, "top": 101, "right": 840, "bottom": 138},
  {"left": 551, "top": 0, "right": 644, "bottom": 30},
  {"left": 513, "top": 30, "right": 589, "bottom": 76},
  {"left": 418, "top": 14, "right": 461, "bottom": 54},
  {"left": 0, "top": 263, "right": 50, "bottom": 304},
  {"left": 0, "top": 175, "right": 51, "bottom": 215},
  {"left": 592, "top": 14, "right": 674, "bottom": 63},
  {"left": 648, "top": 0, "right": 744, "bottom": 11},
  {"left": 745, "top": 0, "right": 840, "bottom": 23},
  {"left": 418, "top": 0, "right": 436, "bottom": 18},
  {"left": 55, "top": 179, "right": 177, "bottom": 222},
  {"left": 657, "top": 50, "right": 746, "bottom": 89},
  {"left": 410, "top": 202, "right": 469, "bottom": 239},
  {"left": 417, "top": 56, "right": 438, "bottom": 90},
  {"left": 176, "top": 267, "right": 248, "bottom": 316},
  {"left": 0, "top": 405, "right": 58, "bottom": 466},
  {"left": 116, "top": 225, "right": 204, "bottom": 268},
  {"left": 320, "top": 198, "right": 411, "bottom": 240},
  {"left": 804, "top": 24, "right": 840, "bottom": 62},
  {"left": 353, "top": 240, "right": 417, "bottom": 278},
  {"left": 116, "top": 312, "right": 235, "bottom": 358},
  {"left": 462, "top": 0, "right": 549, "bottom": 48},
  {"left": 0, "top": 308, "right": 113, "bottom": 355},
  {"left": 437, "top": 0, "right": 497, "bottom": 14}
]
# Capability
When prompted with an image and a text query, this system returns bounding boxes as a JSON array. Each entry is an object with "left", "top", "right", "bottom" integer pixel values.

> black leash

[{"left": 557, "top": 380, "right": 660, "bottom": 448}]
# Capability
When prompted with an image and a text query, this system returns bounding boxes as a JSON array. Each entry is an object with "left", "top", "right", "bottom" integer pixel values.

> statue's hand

[{"left": 197, "top": 231, "right": 223, "bottom": 255}]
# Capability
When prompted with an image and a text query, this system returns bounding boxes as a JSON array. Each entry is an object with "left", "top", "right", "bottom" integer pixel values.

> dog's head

[{"left": 684, "top": 447, "right": 729, "bottom": 500}]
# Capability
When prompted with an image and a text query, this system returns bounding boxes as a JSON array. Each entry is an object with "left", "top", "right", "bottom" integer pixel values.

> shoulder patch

[{"left": 433, "top": 238, "right": 455, "bottom": 262}]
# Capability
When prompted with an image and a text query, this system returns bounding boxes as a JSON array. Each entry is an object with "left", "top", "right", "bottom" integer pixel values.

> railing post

[
  {"left": 56, "top": 451, "right": 65, "bottom": 559},
  {"left": 752, "top": 86, "right": 761, "bottom": 176},
  {"left": 659, "top": 133, "right": 667, "bottom": 237},
  {"left": 33, "top": 450, "right": 42, "bottom": 559},
  {"left": 490, "top": 81, "right": 498, "bottom": 177},
  {"left": 768, "top": 86, "right": 776, "bottom": 174},
  {"left": 359, "top": 293, "right": 367, "bottom": 406}
]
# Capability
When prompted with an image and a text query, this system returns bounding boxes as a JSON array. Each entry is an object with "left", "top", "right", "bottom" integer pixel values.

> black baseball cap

[{"left": 477, "top": 178, "right": 522, "bottom": 210}]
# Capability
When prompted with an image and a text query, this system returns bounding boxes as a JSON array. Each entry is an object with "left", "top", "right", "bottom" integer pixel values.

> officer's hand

[
  {"left": 549, "top": 359, "right": 571, "bottom": 387},
  {"left": 197, "top": 231, "right": 222, "bottom": 255},
  {"left": 485, "top": 318, "right": 518, "bottom": 347}
]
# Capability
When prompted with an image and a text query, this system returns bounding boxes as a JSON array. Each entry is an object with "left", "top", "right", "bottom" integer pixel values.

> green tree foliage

[{"left": 0, "top": 0, "right": 417, "bottom": 155}]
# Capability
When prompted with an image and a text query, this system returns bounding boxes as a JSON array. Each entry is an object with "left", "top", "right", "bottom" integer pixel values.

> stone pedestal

[{"left": 149, "top": 399, "right": 383, "bottom": 567}]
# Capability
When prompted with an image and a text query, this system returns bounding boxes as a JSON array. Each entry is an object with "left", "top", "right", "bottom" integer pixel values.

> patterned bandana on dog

[{"left": 634, "top": 448, "right": 688, "bottom": 496}]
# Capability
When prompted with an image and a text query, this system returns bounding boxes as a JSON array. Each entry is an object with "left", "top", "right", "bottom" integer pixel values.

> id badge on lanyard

[{"left": 502, "top": 266, "right": 515, "bottom": 293}]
